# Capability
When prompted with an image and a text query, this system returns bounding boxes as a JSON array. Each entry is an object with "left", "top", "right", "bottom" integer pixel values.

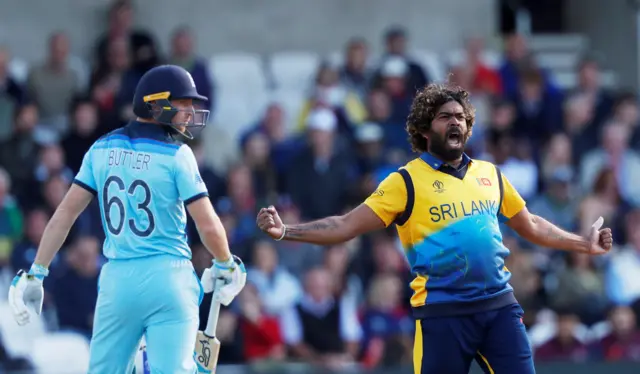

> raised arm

[
  {"left": 506, "top": 207, "right": 612, "bottom": 254},
  {"left": 496, "top": 168, "right": 612, "bottom": 255},
  {"left": 258, "top": 171, "right": 407, "bottom": 245},
  {"left": 257, "top": 204, "right": 385, "bottom": 245}
]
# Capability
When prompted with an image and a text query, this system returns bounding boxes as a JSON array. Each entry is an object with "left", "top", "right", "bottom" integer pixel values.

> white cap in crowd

[
  {"left": 306, "top": 108, "right": 337, "bottom": 132},
  {"left": 381, "top": 56, "right": 408, "bottom": 78}
]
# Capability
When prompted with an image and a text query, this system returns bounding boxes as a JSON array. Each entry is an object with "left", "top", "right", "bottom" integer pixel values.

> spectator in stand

[
  {"left": 297, "top": 61, "right": 367, "bottom": 137},
  {"left": 0, "top": 103, "right": 41, "bottom": 198},
  {"left": 577, "top": 167, "right": 630, "bottom": 243},
  {"left": 168, "top": 26, "right": 214, "bottom": 112},
  {"left": 279, "top": 267, "right": 362, "bottom": 370},
  {"left": 365, "top": 89, "right": 409, "bottom": 156},
  {"left": 241, "top": 131, "right": 280, "bottom": 204},
  {"left": 377, "top": 57, "right": 413, "bottom": 127},
  {"left": 527, "top": 166, "right": 578, "bottom": 265},
  {"left": 0, "top": 168, "right": 22, "bottom": 270},
  {"left": 534, "top": 310, "right": 589, "bottom": 362},
  {"left": 564, "top": 92, "right": 599, "bottom": 162},
  {"left": 323, "top": 243, "right": 363, "bottom": 306},
  {"left": 241, "top": 103, "right": 304, "bottom": 176},
  {"left": 247, "top": 240, "right": 302, "bottom": 316},
  {"left": 51, "top": 236, "right": 102, "bottom": 339},
  {"left": 286, "top": 109, "right": 357, "bottom": 220},
  {"left": 339, "top": 37, "right": 372, "bottom": 101},
  {"left": 61, "top": 98, "right": 101, "bottom": 174},
  {"left": 503, "top": 237, "right": 544, "bottom": 326},
  {"left": 373, "top": 26, "right": 429, "bottom": 92},
  {"left": 0, "top": 47, "right": 27, "bottom": 141},
  {"left": 511, "top": 68, "right": 563, "bottom": 150},
  {"left": 550, "top": 252, "right": 609, "bottom": 325},
  {"left": 540, "top": 133, "right": 574, "bottom": 183},
  {"left": 610, "top": 92, "right": 640, "bottom": 149},
  {"left": 498, "top": 33, "right": 559, "bottom": 98},
  {"left": 593, "top": 306, "right": 640, "bottom": 361},
  {"left": 93, "top": 0, "right": 154, "bottom": 70},
  {"left": 460, "top": 36, "right": 502, "bottom": 96},
  {"left": 580, "top": 121, "right": 640, "bottom": 207},
  {"left": 605, "top": 209, "right": 640, "bottom": 306},
  {"left": 26, "top": 31, "right": 79, "bottom": 136},
  {"left": 570, "top": 54, "right": 614, "bottom": 127},
  {"left": 237, "top": 283, "right": 286, "bottom": 363},
  {"left": 90, "top": 36, "right": 130, "bottom": 133},
  {"left": 360, "top": 273, "right": 413, "bottom": 369},
  {"left": 113, "top": 32, "right": 162, "bottom": 124}
]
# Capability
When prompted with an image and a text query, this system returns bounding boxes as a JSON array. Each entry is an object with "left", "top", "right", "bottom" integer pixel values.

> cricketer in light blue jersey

[
  {"left": 75, "top": 121, "right": 209, "bottom": 373},
  {"left": 75, "top": 123, "right": 208, "bottom": 260},
  {"left": 7, "top": 65, "right": 247, "bottom": 374}
]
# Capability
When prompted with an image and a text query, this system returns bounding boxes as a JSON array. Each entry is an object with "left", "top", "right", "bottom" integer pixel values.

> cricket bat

[{"left": 194, "top": 292, "right": 223, "bottom": 373}]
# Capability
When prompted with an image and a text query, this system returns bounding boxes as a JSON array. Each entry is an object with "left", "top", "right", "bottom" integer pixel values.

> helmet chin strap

[{"left": 161, "top": 123, "right": 194, "bottom": 141}]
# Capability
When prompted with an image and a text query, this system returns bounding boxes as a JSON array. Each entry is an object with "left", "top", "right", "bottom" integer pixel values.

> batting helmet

[{"left": 132, "top": 65, "right": 209, "bottom": 139}]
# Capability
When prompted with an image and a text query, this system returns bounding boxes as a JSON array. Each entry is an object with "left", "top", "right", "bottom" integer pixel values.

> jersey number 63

[{"left": 102, "top": 175, "right": 155, "bottom": 237}]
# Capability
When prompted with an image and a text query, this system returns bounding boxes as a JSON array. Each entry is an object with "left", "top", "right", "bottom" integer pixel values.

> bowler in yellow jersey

[{"left": 256, "top": 83, "right": 613, "bottom": 374}]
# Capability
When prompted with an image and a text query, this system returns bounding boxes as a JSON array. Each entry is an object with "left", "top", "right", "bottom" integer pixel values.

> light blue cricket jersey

[{"left": 73, "top": 121, "right": 209, "bottom": 260}]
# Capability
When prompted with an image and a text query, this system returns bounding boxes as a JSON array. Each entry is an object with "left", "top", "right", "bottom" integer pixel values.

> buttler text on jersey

[
  {"left": 429, "top": 199, "right": 499, "bottom": 222},
  {"left": 108, "top": 149, "right": 151, "bottom": 170}
]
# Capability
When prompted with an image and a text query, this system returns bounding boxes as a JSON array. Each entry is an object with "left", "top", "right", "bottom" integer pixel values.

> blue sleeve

[
  {"left": 73, "top": 147, "right": 97, "bottom": 195},
  {"left": 174, "top": 145, "right": 209, "bottom": 205}
]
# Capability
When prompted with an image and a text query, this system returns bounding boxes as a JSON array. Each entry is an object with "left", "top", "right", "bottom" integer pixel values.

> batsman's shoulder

[
  {"left": 174, "top": 142, "right": 197, "bottom": 161},
  {"left": 95, "top": 126, "right": 128, "bottom": 144}
]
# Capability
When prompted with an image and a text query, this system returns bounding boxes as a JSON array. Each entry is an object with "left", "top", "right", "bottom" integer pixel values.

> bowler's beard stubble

[{"left": 426, "top": 130, "right": 470, "bottom": 162}]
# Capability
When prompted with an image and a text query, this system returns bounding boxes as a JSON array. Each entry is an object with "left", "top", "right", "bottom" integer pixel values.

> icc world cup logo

[{"left": 432, "top": 180, "right": 445, "bottom": 193}]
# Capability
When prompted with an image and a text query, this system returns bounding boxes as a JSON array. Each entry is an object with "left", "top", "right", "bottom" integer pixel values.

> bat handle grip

[{"left": 204, "top": 280, "right": 223, "bottom": 337}]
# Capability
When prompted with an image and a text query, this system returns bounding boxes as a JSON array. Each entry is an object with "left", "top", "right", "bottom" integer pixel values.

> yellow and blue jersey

[
  {"left": 364, "top": 153, "right": 525, "bottom": 317},
  {"left": 73, "top": 121, "right": 209, "bottom": 260}
]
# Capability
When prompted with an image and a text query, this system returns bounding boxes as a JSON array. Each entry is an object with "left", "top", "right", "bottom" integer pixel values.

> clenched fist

[
  {"left": 256, "top": 206, "right": 285, "bottom": 240},
  {"left": 588, "top": 216, "right": 613, "bottom": 255}
]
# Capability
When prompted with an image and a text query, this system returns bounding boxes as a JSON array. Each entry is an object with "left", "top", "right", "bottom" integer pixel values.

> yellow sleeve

[
  {"left": 499, "top": 173, "right": 526, "bottom": 220},
  {"left": 363, "top": 172, "right": 407, "bottom": 227},
  {"left": 343, "top": 94, "right": 368, "bottom": 124},
  {"left": 296, "top": 101, "right": 312, "bottom": 132}
]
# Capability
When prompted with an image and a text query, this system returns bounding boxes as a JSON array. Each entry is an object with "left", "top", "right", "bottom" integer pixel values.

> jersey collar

[{"left": 420, "top": 152, "right": 472, "bottom": 171}]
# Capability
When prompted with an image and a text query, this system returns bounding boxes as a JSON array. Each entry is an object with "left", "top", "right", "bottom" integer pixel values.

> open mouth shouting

[{"left": 446, "top": 127, "right": 463, "bottom": 148}]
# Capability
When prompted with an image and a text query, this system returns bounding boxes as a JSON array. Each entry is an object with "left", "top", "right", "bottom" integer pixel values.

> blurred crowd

[{"left": 1, "top": 0, "right": 640, "bottom": 371}]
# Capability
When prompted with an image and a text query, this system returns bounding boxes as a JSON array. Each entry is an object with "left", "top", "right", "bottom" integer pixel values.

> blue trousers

[
  {"left": 414, "top": 303, "right": 535, "bottom": 374},
  {"left": 88, "top": 255, "right": 203, "bottom": 374}
]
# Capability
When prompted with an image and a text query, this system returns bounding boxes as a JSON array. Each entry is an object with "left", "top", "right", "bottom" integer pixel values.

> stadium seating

[
  {"left": 271, "top": 88, "right": 306, "bottom": 132},
  {"left": 209, "top": 52, "right": 269, "bottom": 96},
  {"left": 8, "top": 57, "right": 29, "bottom": 84},
  {"left": 410, "top": 49, "right": 447, "bottom": 83},
  {"left": 30, "top": 332, "right": 90, "bottom": 373},
  {"left": 0, "top": 301, "right": 47, "bottom": 358},
  {"left": 446, "top": 49, "right": 502, "bottom": 69},
  {"left": 267, "top": 51, "right": 320, "bottom": 92}
]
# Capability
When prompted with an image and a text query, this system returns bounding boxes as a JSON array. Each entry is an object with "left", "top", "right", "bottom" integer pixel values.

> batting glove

[
  {"left": 203, "top": 255, "right": 246, "bottom": 306},
  {"left": 8, "top": 264, "right": 48, "bottom": 326}
]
